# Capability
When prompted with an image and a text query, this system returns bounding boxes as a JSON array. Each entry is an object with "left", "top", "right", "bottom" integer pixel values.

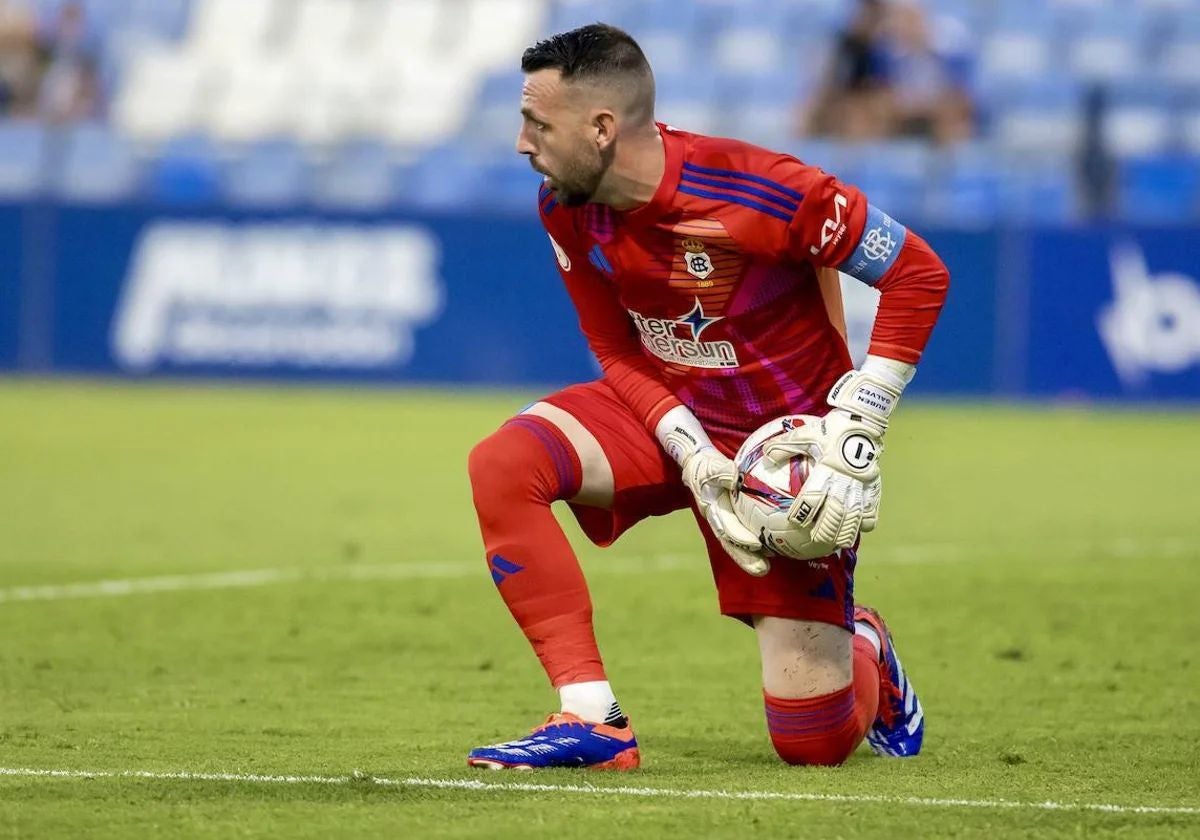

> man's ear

[{"left": 592, "top": 110, "right": 617, "bottom": 150}]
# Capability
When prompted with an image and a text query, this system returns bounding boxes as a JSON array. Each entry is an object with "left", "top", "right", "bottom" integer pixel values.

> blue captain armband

[{"left": 837, "top": 204, "right": 907, "bottom": 286}]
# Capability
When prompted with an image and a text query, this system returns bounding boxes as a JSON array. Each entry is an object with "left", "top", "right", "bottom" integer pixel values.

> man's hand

[
  {"left": 763, "top": 410, "right": 883, "bottom": 548},
  {"left": 680, "top": 445, "right": 770, "bottom": 577},
  {"left": 761, "top": 362, "right": 910, "bottom": 549}
]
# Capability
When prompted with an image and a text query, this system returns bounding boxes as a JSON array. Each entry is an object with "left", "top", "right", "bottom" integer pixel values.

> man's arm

[
  {"left": 785, "top": 168, "right": 950, "bottom": 365},
  {"left": 540, "top": 212, "right": 766, "bottom": 575},
  {"left": 762, "top": 162, "right": 951, "bottom": 547},
  {"left": 544, "top": 228, "right": 682, "bottom": 431}
]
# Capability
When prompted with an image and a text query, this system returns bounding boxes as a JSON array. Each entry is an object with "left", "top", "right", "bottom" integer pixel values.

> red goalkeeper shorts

[{"left": 541, "top": 380, "right": 856, "bottom": 631}]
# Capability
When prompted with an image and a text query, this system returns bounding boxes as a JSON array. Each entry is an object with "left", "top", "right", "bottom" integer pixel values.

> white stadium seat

[{"left": 112, "top": 44, "right": 208, "bottom": 141}]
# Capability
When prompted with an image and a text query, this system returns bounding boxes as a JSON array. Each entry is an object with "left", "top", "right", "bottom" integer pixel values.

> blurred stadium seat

[
  {"left": 0, "top": 121, "right": 47, "bottom": 198},
  {"left": 221, "top": 139, "right": 309, "bottom": 208},
  {"left": 1, "top": 0, "right": 1199, "bottom": 222},
  {"left": 149, "top": 133, "right": 220, "bottom": 204},
  {"left": 1116, "top": 155, "right": 1200, "bottom": 222},
  {"left": 55, "top": 122, "right": 140, "bottom": 203},
  {"left": 310, "top": 140, "right": 404, "bottom": 210}
]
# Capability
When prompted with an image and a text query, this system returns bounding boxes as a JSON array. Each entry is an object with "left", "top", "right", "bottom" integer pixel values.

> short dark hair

[{"left": 521, "top": 23, "right": 655, "bottom": 120}]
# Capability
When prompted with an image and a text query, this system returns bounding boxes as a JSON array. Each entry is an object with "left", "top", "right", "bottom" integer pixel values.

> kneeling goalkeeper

[{"left": 466, "top": 24, "right": 949, "bottom": 769}]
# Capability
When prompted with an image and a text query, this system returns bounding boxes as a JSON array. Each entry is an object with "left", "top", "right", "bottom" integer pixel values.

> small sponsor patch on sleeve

[{"left": 837, "top": 204, "right": 907, "bottom": 286}]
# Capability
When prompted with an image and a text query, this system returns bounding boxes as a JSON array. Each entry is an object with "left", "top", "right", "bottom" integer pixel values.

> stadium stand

[{"left": 0, "top": 0, "right": 1198, "bottom": 222}]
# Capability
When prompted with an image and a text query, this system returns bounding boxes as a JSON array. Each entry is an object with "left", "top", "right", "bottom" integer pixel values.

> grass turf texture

[{"left": 0, "top": 379, "right": 1197, "bottom": 838}]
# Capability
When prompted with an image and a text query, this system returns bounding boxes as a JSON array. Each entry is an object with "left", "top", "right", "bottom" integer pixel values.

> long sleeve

[
  {"left": 540, "top": 214, "right": 682, "bottom": 430},
  {"left": 783, "top": 167, "right": 950, "bottom": 364},
  {"left": 556, "top": 257, "right": 683, "bottom": 429}
]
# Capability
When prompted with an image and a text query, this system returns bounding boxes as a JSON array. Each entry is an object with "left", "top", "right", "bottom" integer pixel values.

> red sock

[
  {"left": 469, "top": 416, "right": 605, "bottom": 688},
  {"left": 764, "top": 636, "right": 882, "bottom": 766}
]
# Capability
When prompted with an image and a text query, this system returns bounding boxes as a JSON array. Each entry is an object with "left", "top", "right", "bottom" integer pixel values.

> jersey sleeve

[
  {"left": 537, "top": 194, "right": 682, "bottom": 430},
  {"left": 775, "top": 161, "right": 951, "bottom": 365}
]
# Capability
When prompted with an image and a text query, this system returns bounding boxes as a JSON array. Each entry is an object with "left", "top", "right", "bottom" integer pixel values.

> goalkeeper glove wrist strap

[
  {"left": 655, "top": 405, "right": 715, "bottom": 468},
  {"left": 828, "top": 355, "right": 916, "bottom": 430}
]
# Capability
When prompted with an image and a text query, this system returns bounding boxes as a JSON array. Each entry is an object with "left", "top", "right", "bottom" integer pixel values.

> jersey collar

[{"left": 624, "top": 122, "right": 683, "bottom": 224}]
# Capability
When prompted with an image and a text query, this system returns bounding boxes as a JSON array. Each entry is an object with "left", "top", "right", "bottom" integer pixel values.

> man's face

[{"left": 516, "top": 69, "right": 606, "bottom": 207}]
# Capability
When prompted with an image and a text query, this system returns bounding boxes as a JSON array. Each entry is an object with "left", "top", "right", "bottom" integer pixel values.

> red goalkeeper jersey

[{"left": 538, "top": 124, "right": 950, "bottom": 451}]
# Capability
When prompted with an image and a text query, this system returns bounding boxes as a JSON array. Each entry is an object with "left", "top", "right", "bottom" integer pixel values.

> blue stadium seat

[
  {"left": 55, "top": 123, "right": 140, "bottom": 203},
  {"left": 630, "top": 0, "right": 701, "bottom": 34},
  {"left": 923, "top": 144, "right": 1005, "bottom": 227},
  {"left": 478, "top": 72, "right": 526, "bottom": 107},
  {"left": 311, "top": 141, "right": 403, "bottom": 210},
  {"left": 656, "top": 67, "right": 719, "bottom": 104},
  {"left": 987, "top": 78, "right": 1085, "bottom": 157},
  {"left": 1001, "top": 160, "right": 1080, "bottom": 225},
  {"left": 0, "top": 121, "right": 47, "bottom": 198},
  {"left": 121, "top": 0, "right": 193, "bottom": 40},
  {"left": 548, "top": 0, "right": 628, "bottom": 34},
  {"left": 656, "top": 97, "right": 721, "bottom": 136},
  {"left": 478, "top": 157, "right": 543, "bottom": 212},
  {"left": 840, "top": 141, "right": 932, "bottom": 221},
  {"left": 636, "top": 31, "right": 692, "bottom": 76},
  {"left": 1116, "top": 156, "right": 1200, "bottom": 224},
  {"left": 149, "top": 134, "right": 220, "bottom": 205},
  {"left": 402, "top": 143, "right": 488, "bottom": 211},
  {"left": 222, "top": 139, "right": 308, "bottom": 208},
  {"left": 785, "top": 138, "right": 847, "bottom": 175}
]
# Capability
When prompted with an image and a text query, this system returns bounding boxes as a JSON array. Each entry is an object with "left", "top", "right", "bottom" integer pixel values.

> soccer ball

[{"left": 731, "top": 415, "right": 838, "bottom": 561}]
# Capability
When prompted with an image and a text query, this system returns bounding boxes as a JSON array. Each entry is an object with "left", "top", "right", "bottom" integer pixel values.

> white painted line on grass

[
  {"left": 0, "top": 766, "right": 1196, "bottom": 817},
  {"left": 0, "top": 555, "right": 689, "bottom": 605},
  {"left": 1, "top": 537, "right": 1193, "bottom": 606}
]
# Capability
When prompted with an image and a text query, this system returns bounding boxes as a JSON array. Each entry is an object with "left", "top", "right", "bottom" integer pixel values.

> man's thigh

[
  {"left": 523, "top": 380, "right": 691, "bottom": 547},
  {"left": 696, "top": 505, "right": 859, "bottom": 632}
]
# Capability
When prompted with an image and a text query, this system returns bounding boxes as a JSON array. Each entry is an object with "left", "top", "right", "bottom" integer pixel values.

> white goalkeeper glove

[
  {"left": 657, "top": 407, "right": 770, "bottom": 577},
  {"left": 762, "top": 356, "right": 915, "bottom": 549}
]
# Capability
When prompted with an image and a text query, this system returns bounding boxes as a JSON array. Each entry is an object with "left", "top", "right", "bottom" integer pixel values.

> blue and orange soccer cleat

[
  {"left": 855, "top": 605, "right": 925, "bottom": 758},
  {"left": 467, "top": 713, "right": 640, "bottom": 770}
]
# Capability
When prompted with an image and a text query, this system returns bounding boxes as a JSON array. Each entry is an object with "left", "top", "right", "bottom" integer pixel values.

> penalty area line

[{"left": 0, "top": 767, "right": 1197, "bottom": 817}]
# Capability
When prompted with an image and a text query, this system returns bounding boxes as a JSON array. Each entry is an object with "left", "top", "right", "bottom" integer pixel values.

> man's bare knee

[{"left": 754, "top": 616, "right": 853, "bottom": 698}]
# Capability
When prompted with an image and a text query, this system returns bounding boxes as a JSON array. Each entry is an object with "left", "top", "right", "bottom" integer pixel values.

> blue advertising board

[
  {"left": 48, "top": 206, "right": 598, "bottom": 386},
  {"left": 1, "top": 200, "right": 1198, "bottom": 400},
  {"left": 1025, "top": 229, "right": 1200, "bottom": 400},
  {"left": 0, "top": 206, "right": 23, "bottom": 368}
]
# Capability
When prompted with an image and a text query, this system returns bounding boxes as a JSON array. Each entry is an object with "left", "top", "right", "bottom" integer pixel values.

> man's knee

[
  {"left": 468, "top": 425, "right": 538, "bottom": 511},
  {"left": 764, "top": 684, "right": 862, "bottom": 767},
  {"left": 755, "top": 616, "right": 853, "bottom": 698},
  {"left": 468, "top": 417, "right": 580, "bottom": 508}
]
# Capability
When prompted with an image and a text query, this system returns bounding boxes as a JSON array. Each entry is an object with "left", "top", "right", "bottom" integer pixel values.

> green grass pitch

[{"left": 1, "top": 379, "right": 1197, "bottom": 838}]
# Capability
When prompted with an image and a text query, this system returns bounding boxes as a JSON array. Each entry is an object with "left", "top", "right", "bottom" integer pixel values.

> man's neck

[{"left": 593, "top": 124, "right": 664, "bottom": 212}]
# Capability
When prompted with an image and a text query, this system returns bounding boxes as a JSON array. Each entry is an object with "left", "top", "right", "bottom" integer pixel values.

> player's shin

[
  {"left": 468, "top": 416, "right": 610, "bottom": 695},
  {"left": 757, "top": 617, "right": 879, "bottom": 765}
]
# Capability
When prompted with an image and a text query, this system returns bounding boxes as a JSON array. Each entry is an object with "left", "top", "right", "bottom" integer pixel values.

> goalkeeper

[{"left": 466, "top": 24, "right": 949, "bottom": 770}]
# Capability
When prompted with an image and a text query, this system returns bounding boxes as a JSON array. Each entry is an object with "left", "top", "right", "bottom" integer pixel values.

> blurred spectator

[
  {"left": 36, "top": 1, "right": 99, "bottom": 123},
  {"left": 0, "top": 0, "right": 41, "bottom": 116},
  {"left": 880, "top": 2, "right": 974, "bottom": 144},
  {"left": 801, "top": 0, "right": 892, "bottom": 140},
  {"left": 802, "top": 0, "right": 976, "bottom": 145}
]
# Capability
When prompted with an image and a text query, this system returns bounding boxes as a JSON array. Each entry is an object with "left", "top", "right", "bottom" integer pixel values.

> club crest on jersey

[{"left": 681, "top": 237, "right": 715, "bottom": 282}]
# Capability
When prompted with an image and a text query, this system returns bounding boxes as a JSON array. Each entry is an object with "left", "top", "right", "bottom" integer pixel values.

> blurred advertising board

[{"left": 1, "top": 203, "right": 1198, "bottom": 401}]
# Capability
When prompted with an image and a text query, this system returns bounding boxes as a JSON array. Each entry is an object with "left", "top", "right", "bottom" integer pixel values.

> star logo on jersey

[
  {"left": 681, "top": 237, "right": 715, "bottom": 281},
  {"left": 675, "top": 297, "right": 722, "bottom": 341}
]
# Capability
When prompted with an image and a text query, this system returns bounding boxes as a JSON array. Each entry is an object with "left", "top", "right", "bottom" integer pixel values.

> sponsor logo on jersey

[
  {"left": 628, "top": 297, "right": 739, "bottom": 369},
  {"left": 111, "top": 222, "right": 442, "bottom": 371},
  {"left": 1098, "top": 241, "right": 1200, "bottom": 386},
  {"left": 681, "top": 237, "right": 714, "bottom": 281},
  {"left": 810, "top": 193, "right": 849, "bottom": 255}
]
